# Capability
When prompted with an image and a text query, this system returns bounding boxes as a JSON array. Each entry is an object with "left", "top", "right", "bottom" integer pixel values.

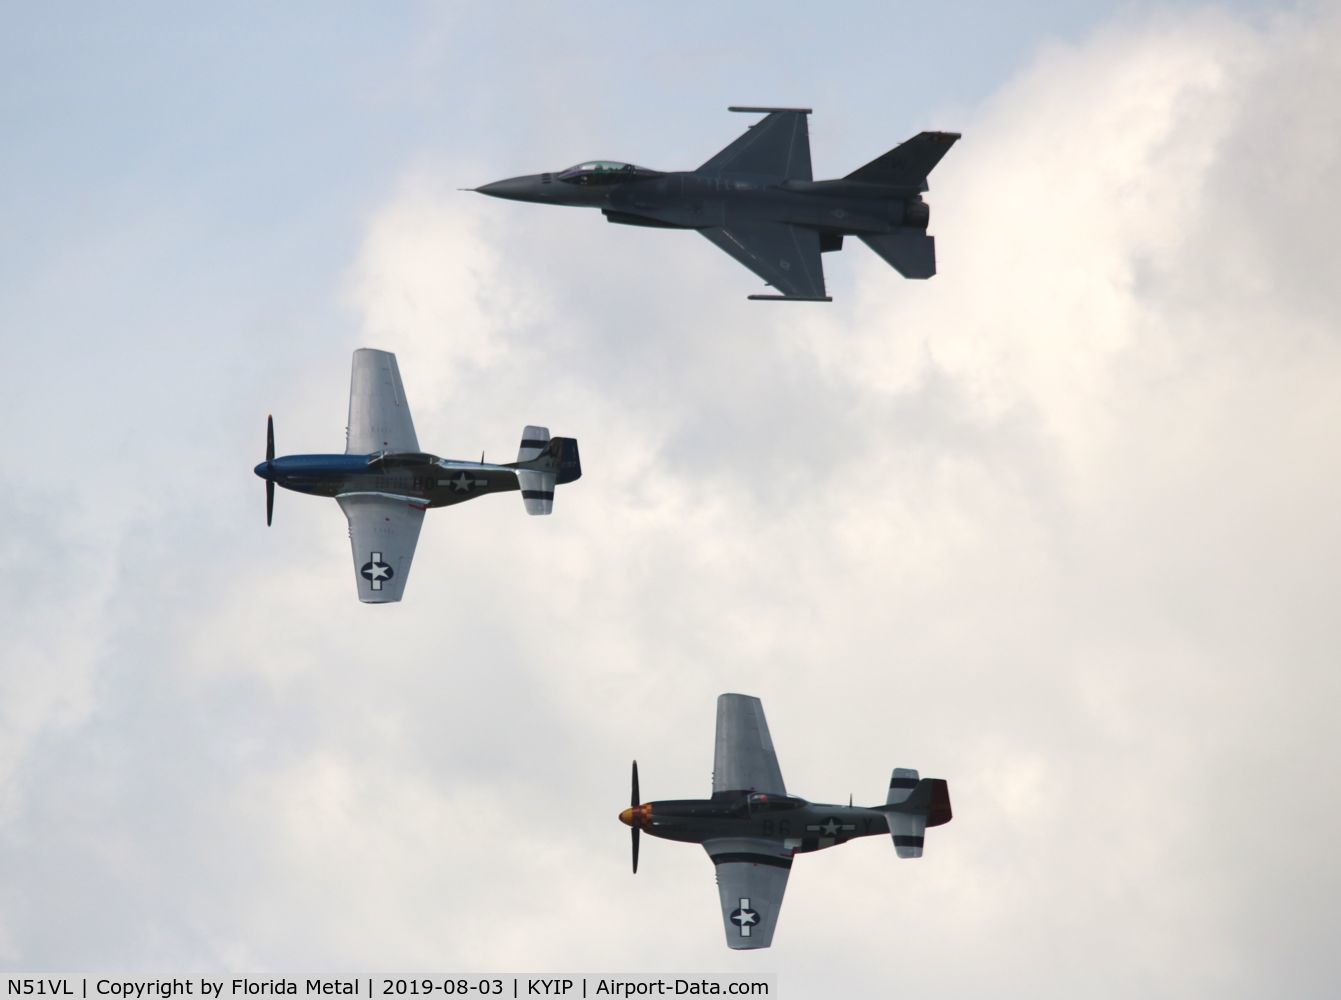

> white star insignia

[
  {"left": 820, "top": 819, "right": 841, "bottom": 836},
  {"left": 367, "top": 562, "right": 390, "bottom": 580}
]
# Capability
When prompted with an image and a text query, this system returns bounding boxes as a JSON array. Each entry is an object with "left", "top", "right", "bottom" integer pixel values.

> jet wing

[
  {"left": 346, "top": 348, "right": 419, "bottom": 455},
  {"left": 336, "top": 493, "right": 426, "bottom": 604},
  {"left": 712, "top": 694, "right": 786, "bottom": 795},
  {"left": 698, "top": 109, "right": 813, "bottom": 181},
  {"left": 699, "top": 222, "right": 829, "bottom": 301},
  {"left": 704, "top": 839, "right": 793, "bottom": 950}
]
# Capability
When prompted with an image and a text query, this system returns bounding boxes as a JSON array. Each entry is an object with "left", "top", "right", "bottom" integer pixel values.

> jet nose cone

[{"left": 474, "top": 174, "right": 548, "bottom": 202}]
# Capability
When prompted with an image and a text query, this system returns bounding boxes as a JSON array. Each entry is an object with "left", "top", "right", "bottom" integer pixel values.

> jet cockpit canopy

[{"left": 557, "top": 161, "right": 662, "bottom": 185}]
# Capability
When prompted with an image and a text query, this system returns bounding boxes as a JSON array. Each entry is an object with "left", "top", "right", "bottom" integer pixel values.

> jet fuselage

[{"left": 477, "top": 169, "right": 927, "bottom": 239}]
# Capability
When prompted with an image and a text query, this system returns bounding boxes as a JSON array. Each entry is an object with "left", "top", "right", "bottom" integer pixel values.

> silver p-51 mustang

[{"left": 255, "top": 348, "right": 581, "bottom": 603}]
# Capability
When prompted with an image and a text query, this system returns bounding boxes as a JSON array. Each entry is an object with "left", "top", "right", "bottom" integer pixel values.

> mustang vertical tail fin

[
  {"left": 554, "top": 437, "right": 582, "bottom": 485},
  {"left": 883, "top": 770, "right": 952, "bottom": 858}
]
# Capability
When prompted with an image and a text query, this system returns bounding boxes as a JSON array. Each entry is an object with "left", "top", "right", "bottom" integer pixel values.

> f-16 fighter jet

[
  {"left": 620, "top": 693, "right": 952, "bottom": 950},
  {"left": 474, "top": 107, "right": 959, "bottom": 301},
  {"left": 254, "top": 348, "right": 581, "bottom": 603}
]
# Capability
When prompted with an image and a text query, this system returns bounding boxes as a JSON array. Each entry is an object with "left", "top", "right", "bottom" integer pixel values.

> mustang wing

[
  {"left": 699, "top": 222, "right": 828, "bottom": 300},
  {"left": 698, "top": 110, "right": 812, "bottom": 180},
  {"left": 704, "top": 839, "right": 793, "bottom": 950},
  {"left": 712, "top": 693, "right": 786, "bottom": 795},
  {"left": 336, "top": 493, "right": 426, "bottom": 604},
  {"left": 346, "top": 348, "right": 419, "bottom": 455}
]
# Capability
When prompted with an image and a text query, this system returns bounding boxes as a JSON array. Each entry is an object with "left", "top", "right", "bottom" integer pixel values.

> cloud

[{"left": 3, "top": 5, "right": 1340, "bottom": 995}]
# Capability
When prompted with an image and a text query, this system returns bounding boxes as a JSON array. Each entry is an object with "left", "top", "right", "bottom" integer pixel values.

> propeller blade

[
  {"left": 630, "top": 761, "right": 641, "bottom": 874},
  {"left": 265, "top": 415, "right": 275, "bottom": 526}
]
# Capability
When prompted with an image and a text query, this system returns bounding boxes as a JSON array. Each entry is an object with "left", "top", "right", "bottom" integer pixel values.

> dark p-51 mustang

[
  {"left": 474, "top": 107, "right": 959, "bottom": 301},
  {"left": 621, "top": 694, "right": 952, "bottom": 949}
]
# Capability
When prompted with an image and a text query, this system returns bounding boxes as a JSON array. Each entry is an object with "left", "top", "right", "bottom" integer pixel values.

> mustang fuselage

[
  {"left": 621, "top": 792, "right": 894, "bottom": 856},
  {"left": 254, "top": 453, "right": 522, "bottom": 509}
]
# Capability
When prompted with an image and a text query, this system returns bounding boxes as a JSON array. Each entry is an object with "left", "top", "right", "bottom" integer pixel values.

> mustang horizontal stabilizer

[
  {"left": 512, "top": 428, "right": 580, "bottom": 513},
  {"left": 883, "top": 771, "right": 953, "bottom": 857},
  {"left": 515, "top": 425, "right": 556, "bottom": 515},
  {"left": 699, "top": 108, "right": 813, "bottom": 181},
  {"left": 845, "top": 131, "right": 961, "bottom": 191}
]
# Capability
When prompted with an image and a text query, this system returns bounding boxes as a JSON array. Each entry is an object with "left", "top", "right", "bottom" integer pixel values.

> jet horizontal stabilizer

[
  {"left": 860, "top": 232, "right": 937, "bottom": 279},
  {"left": 747, "top": 294, "right": 834, "bottom": 302}
]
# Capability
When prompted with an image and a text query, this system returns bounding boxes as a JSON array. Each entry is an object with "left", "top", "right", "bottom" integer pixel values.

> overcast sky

[{"left": 2, "top": 1, "right": 1339, "bottom": 995}]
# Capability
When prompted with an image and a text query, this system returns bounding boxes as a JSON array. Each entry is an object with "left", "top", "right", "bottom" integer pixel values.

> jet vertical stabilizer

[{"left": 844, "top": 131, "right": 961, "bottom": 192}]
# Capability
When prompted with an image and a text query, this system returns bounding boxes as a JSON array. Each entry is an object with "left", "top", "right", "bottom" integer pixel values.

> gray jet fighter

[
  {"left": 620, "top": 694, "right": 952, "bottom": 949},
  {"left": 254, "top": 348, "right": 581, "bottom": 603},
  {"left": 475, "top": 107, "right": 959, "bottom": 301}
]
